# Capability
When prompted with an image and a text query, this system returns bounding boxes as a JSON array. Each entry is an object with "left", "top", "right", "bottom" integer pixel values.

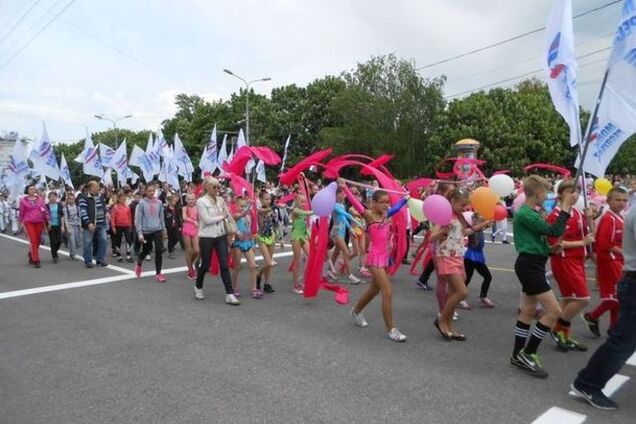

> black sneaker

[
  {"left": 550, "top": 330, "right": 571, "bottom": 352},
  {"left": 85, "top": 263, "right": 95, "bottom": 269},
  {"left": 264, "top": 284, "right": 276, "bottom": 294},
  {"left": 510, "top": 354, "right": 527, "bottom": 370},
  {"left": 570, "top": 382, "right": 618, "bottom": 410},
  {"left": 517, "top": 350, "right": 549, "bottom": 378},
  {"left": 256, "top": 274, "right": 262, "bottom": 290},
  {"left": 566, "top": 337, "right": 588, "bottom": 352},
  {"left": 582, "top": 313, "right": 601, "bottom": 337}
]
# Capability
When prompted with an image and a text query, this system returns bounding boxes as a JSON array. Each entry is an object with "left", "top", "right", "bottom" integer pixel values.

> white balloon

[
  {"left": 554, "top": 179, "right": 563, "bottom": 194},
  {"left": 489, "top": 174, "right": 515, "bottom": 198}
]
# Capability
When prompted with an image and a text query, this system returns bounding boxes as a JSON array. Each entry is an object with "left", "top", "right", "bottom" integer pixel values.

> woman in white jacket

[{"left": 194, "top": 177, "right": 239, "bottom": 305}]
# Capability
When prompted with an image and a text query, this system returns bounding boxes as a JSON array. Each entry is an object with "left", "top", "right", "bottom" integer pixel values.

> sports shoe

[
  {"left": 453, "top": 311, "right": 459, "bottom": 321},
  {"left": 510, "top": 354, "right": 526, "bottom": 370},
  {"left": 387, "top": 328, "right": 407, "bottom": 342},
  {"left": 502, "top": 240, "right": 510, "bottom": 244},
  {"left": 225, "top": 294, "right": 240, "bottom": 305},
  {"left": 550, "top": 330, "right": 570, "bottom": 352},
  {"left": 566, "top": 336, "right": 588, "bottom": 352},
  {"left": 263, "top": 284, "right": 276, "bottom": 294},
  {"left": 233, "top": 289, "right": 241, "bottom": 298},
  {"left": 348, "top": 274, "right": 361, "bottom": 285},
  {"left": 582, "top": 313, "right": 601, "bottom": 337},
  {"left": 145, "top": 255, "right": 151, "bottom": 261},
  {"left": 570, "top": 382, "right": 618, "bottom": 410},
  {"left": 126, "top": 256, "right": 134, "bottom": 263},
  {"left": 479, "top": 297, "right": 495, "bottom": 308},
  {"left": 292, "top": 284, "right": 304, "bottom": 295},
  {"left": 251, "top": 289, "right": 264, "bottom": 299},
  {"left": 415, "top": 280, "right": 433, "bottom": 291},
  {"left": 325, "top": 270, "right": 337, "bottom": 281},
  {"left": 458, "top": 300, "right": 471, "bottom": 310},
  {"left": 52, "top": 257, "right": 58, "bottom": 264},
  {"left": 351, "top": 309, "right": 368, "bottom": 327},
  {"left": 517, "top": 350, "right": 549, "bottom": 378},
  {"left": 155, "top": 274, "right": 167, "bottom": 283},
  {"left": 194, "top": 287, "right": 204, "bottom": 300},
  {"left": 85, "top": 263, "right": 95, "bottom": 269},
  {"left": 117, "top": 256, "right": 124, "bottom": 263},
  {"left": 134, "top": 264, "right": 142, "bottom": 278}
]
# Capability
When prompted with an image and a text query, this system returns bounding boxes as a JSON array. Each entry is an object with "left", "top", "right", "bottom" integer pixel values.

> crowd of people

[{"left": 2, "top": 171, "right": 636, "bottom": 411}]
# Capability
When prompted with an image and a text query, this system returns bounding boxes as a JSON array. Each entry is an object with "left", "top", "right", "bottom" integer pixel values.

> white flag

[
  {"left": 255, "top": 159, "right": 266, "bottom": 183},
  {"left": 29, "top": 124, "right": 60, "bottom": 180},
  {"left": 217, "top": 134, "right": 228, "bottom": 174},
  {"left": 236, "top": 128, "right": 247, "bottom": 150},
  {"left": 173, "top": 133, "right": 194, "bottom": 181},
  {"left": 75, "top": 128, "right": 92, "bottom": 163},
  {"left": 199, "top": 125, "right": 218, "bottom": 173},
  {"left": 99, "top": 143, "right": 116, "bottom": 168},
  {"left": 157, "top": 129, "right": 171, "bottom": 158},
  {"left": 544, "top": 0, "right": 581, "bottom": 147},
  {"left": 145, "top": 132, "right": 161, "bottom": 176},
  {"left": 130, "top": 145, "right": 155, "bottom": 182},
  {"left": 280, "top": 135, "right": 291, "bottom": 171},
  {"left": 127, "top": 167, "right": 140, "bottom": 185},
  {"left": 110, "top": 139, "right": 128, "bottom": 180},
  {"left": 8, "top": 138, "right": 30, "bottom": 179},
  {"left": 579, "top": 0, "right": 636, "bottom": 176},
  {"left": 103, "top": 168, "right": 114, "bottom": 187},
  {"left": 59, "top": 153, "right": 74, "bottom": 189},
  {"left": 83, "top": 143, "right": 104, "bottom": 178},
  {"left": 245, "top": 158, "right": 256, "bottom": 175}
]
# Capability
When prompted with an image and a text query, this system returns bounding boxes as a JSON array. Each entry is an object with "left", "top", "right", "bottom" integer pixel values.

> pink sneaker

[
  {"left": 251, "top": 289, "right": 264, "bottom": 299},
  {"left": 480, "top": 297, "right": 495, "bottom": 308},
  {"left": 134, "top": 264, "right": 142, "bottom": 278},
  {"left": 155, "top": 274, "right": 167, "bottom": 283}
]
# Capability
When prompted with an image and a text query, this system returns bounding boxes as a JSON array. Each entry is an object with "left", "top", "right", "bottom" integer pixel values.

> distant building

[{"left": 0, "top": 132, "right": 30, "bottom": 171}]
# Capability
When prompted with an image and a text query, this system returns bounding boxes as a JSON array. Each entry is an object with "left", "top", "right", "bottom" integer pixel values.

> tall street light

[
  {"left": 223, "top": 69, "right": 271, "bottom": 145},
  {"left": 94, "top": 114, "right": 133, "bottom": 147}
]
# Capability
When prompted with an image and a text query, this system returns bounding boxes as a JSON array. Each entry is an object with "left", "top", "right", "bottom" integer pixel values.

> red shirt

[
  {"left": 110, "top": 203, "right": 132, "bottom": 228},
  {"left": 595, "top": 210, "right": 624, "bottom": 261},
  {"left": 547, "top": 207, "right": 587, "bottom": 258}
]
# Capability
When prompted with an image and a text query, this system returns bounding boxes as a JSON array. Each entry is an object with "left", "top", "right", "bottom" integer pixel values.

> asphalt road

[{"left": 0, "top": 232, "right": 633, "bottom": 424}]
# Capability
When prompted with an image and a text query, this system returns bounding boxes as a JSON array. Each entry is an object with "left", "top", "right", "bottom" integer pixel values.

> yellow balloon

[
  {"left": 594, "top": 178, "right": 612, "bottom": 196},
  {"left": 469, "top": 187, "right": 499, "bottom": 220},
  {"left": 407, "top": 198, "right": 426, "bottom": 222}
]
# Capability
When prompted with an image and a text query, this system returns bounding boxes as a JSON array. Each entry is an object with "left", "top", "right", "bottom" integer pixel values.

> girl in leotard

[
  {"left": 256, "top": 191, "right": 278, "bottom": 294},
  {"left": 341, "top": 179, "right": 409, "bottom": 342},
  {"left": 231, "top": 196, "right": 261, "bottom": 299},
  {"left": 182, "top": 194, "right": 200, "bottom": 280},
  {"left": 290, "top": 193, "right": 313, "bottom": 294},
  {"left": 327, "top": 188, "right": 361, "bottom": 284}
]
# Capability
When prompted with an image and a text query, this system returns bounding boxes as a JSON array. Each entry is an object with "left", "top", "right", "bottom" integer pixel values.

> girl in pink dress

[
  {"left": 341, "top": 179, "right": 408, "bottom": 342},
  {"left": 182, "top": 194, "right": 200, "bottom": 280}
]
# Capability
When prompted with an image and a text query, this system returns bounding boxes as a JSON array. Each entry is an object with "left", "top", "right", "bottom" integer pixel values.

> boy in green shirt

[{"left": 511, "top": 175, "right": 577, "bottom": 378}]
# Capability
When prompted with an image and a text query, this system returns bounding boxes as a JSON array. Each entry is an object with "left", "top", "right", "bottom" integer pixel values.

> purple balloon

[
  {"left": 311, "top": 181, "right": 338, "bottom": 217},
  {"left": 423, "top": 194, "right": 452, "bottom": 226}
]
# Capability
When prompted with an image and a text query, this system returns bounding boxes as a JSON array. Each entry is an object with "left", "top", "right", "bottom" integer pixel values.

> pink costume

[
  {"left": 182, "top": 206, "right": 198, "bottom": 237},
  {"left": 365, "top": 219, "right": 392, "bottom": 268}
]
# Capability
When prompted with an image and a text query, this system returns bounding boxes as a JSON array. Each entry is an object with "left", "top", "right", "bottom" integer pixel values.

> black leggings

[
  {"left": 418, "top": 258, "right": 435, "bottom": 284},
  {"left": 196, "top": 236, "right": 233, "bottom": 294},
  {"left": 464, "top": 258, "right": 492, "bottom": 298},
  {"left": 114, "top": 226, "right": 133, "bottom": 255},
  {"left": 137, "top": 231, "right": 164, "bottom": 274}
]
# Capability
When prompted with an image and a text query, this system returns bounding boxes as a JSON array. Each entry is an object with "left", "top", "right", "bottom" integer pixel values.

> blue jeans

[
  {"left": 575, "top": 275, "right": 636, "bottom": 392},
  {"left": 83, "top": 225, "right": 107, "bottom": 265}
]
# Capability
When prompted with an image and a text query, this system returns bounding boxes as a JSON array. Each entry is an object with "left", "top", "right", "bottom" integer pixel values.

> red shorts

[
  {"left": 550, "top": 256, "right": 589, "bottom": 299},
  {"left": 596, "top": 256, "right": 623, "bottom": 299}
]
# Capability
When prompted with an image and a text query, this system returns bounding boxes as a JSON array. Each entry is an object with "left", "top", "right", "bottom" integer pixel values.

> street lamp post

[
  {"left": 94, "top": 114, "right": 133, "bottom": 147},
  {"left": 223, "top": 69, "right": 271, "bottom": 145}
]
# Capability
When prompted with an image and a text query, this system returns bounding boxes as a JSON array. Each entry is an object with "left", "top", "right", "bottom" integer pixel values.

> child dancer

[
  {"left": 328, "top": 190, "right": 360, "bottom": 284},
  {"left": 350, "top": 204, "right": 370, "bottom": 278},
  {"left": 464, "top": 212, "right": 495, "bottom": 308},
  {"left": 134, "top": 184, "right": 167, "bottom": 282},
  {"left": 165, "top": 195, "right": 182, "bottom": 259},
  {"left": 231, "top": 196, "right": 261, "bottom": 298},
  {"left": 290, "top": 193, "right": 313, "bottom": 294},
  {"left": 182, "top": 194, "right": 200, "bottom": 280},
  {"left": 256, "top": 191, "right": 278, "bottom": 294},
  {"left": 583, "top": 187, "right": 628, "bottom": 335},
  {"left": 343, "top": 180, "right": 409, "bottom": 342},
  {"left": 110, "top": 191, "right": 134, "bottom": 263}
]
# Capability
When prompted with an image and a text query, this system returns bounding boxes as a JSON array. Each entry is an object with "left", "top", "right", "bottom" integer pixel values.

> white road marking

[
  {"left": 568, "top": 374, "right": 630, "bottom": 398},
  {"left": 0, "top": 250, "right": 295, "bottom": 300},
  {"left": 627, "top": 352, "right": 636, "bottom": 367},
  {"left": 531, "top": 407, "right": 586, "bottom": 424}
]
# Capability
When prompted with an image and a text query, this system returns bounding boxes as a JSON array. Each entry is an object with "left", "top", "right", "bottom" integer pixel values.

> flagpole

[{"left": 574, "top": 115, "right": 589, "bottom": 209}]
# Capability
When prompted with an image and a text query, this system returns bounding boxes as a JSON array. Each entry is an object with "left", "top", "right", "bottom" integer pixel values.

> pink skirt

[
  {"left": 182, "top": 223, "right": 198, "bottom": 238},
  {"left": 366, "top": 249, "right": 390, "bottom": 268},
  {"left": 434, "top": 256, "right": 466, "bottom": 278}
]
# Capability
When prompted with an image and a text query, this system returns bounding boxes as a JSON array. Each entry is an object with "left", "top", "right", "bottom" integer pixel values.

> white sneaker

[
  {"left": 225, "top": 294, "right": 240, "bottom": 305},
  {"left": 453, "top": 311, "right": 459, "bottom": 321},
  {"left": 387, "top": 328, "right": 407, "bottom": 342},
  {"left": 351, "top": 309, "right": 368, "bottom": 327},
  {"left": 348, "top": 274, "right": 361, "bottom": 285},
  {"left": 194, "top": 287, "right": 204, "bottom": 300}
]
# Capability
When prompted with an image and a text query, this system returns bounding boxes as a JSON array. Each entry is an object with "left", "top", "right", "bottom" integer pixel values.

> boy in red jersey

[{"left": 583, "top": 188, "right": 629, "bottom": 336}]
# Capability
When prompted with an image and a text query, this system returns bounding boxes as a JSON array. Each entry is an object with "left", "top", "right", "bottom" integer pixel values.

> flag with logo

[
  {"left": 110, "top": 139, "right": 129, "bottom": 181},
  {"left": 130, "top": 145, "right": 155, "bottom": 182},
  {"left": 29, "top": 125, "right": 60, "bottom": 180},
  {"left": 99, "top": 143, "right": 116, "bottom": 168},
  {"left": 544, "top": 0, "right": 581, "bottom": 147},
  {"left": 579, "top": 0, "right": 636, "bottom": 176},
  {"left": 255, "top": 159, "right": 267, "bottom": 183},
  {"left": 199, "top": 124, "right": 218, "bottom": 173},
  {"left": 145, "top": 132, "right": 161, "bottom": 176},
  {"left": 8, "top": 138, "right": 30, "bottom": 179},
  {"left": 173, "top": 133, "right": 194, "bottom": 181},
  {"left": 59, "top": 153, "right": 74, "bottom": 189},
  {"left": 217, "top": 134, "right": 228, "bottom": 175}
]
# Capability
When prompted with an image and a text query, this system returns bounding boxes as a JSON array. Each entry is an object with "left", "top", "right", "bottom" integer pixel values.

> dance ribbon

[
  {"left": 493, "top": 170, "right": 511, "bottom": 175},
  {"left": 279, "top": 148, "right": 332, "bottom": 185},
  {"left": 276, "top": 193, "right": 295, "bottom": 206},
  {"left": 523, "top": 163, "right": 571, "bottom": 177},
  {"left": 360, "top": 154, "right": 394, "bottom": 176},
  {"left": 224, "top": 146, "right": 281, "bottom": 175},
  {"left": 405, "top": 178, "right": 434, "bottom": 198}
]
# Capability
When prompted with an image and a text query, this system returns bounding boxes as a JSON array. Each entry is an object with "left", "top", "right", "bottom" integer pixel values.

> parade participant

[
  {"left": 328, "top": 188, "right": 360, "bottom": 284},
  {"left": 110, "top": 191, "right": 134, "bottom": 263},
  {"left": 464, "top": 212, "right": 495, "bottom": 308},
  {"left": 349, "top": 196, "right": 370, "bottom": 278},
  {"left": 181, "top": 193, "right": 200, "bottom": 280},
  {"left": 78, "top": 181, "right": 108, "bottom": 268},
  {"left": 194, "top": 177, "right": 238, "bottom": 305},
  {"left": 62, "top": 191, "right": 82, "bottom": 261},
  {"left": 430, "top": 188, "right": 491, "bottom": 341},
  {"left": 19, "top": 185, "right": 48, "bottom": 268},
  {"left": 134, "top": 184, "right": 167, "bottom": 282},
  {"left": 45, "top": 191, "right": 63, "bottom": 263},
  {"left": 290, "top": 193, "right": 313, "bottom": 294},
  {"left": 343, "top": 179, "right": 409, "bottom": 342},
  {"left": 256, "top": 191, "right": 278, "bottom": 294},
  {"left": 583, "top": 187, "right": 629, "bottom": 335},
  {"left": 0, "top": 194, "right": 7, "bottom": 233},
  {"left": 510, "top": 175, "right": 576, "bottom": 378},
  {"left": 230, "top": 196, "right": 261, "bottom": 299},
  {"left": 546, "top": 179, "right": 593, "bottom": 352},
  {"left": 165, "top": 195, "right": 183, "bottom": 259}
]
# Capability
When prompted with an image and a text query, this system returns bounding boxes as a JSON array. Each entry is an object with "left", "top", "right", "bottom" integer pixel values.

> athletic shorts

[
  {"left": 550, "top": 256, "right": 590, "bottom": 299},
  {"left": 515, "top": 253, "right": 551, "bottom": 296}
]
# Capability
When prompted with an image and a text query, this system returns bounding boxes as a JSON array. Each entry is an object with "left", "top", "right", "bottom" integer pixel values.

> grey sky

[{"left": 0, "top": 0, "right": 623, "bottom": 143}]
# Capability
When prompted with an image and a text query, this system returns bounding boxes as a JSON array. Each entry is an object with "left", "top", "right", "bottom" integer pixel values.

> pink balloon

[
  {"left": 311, "top": 182, "right": 337, "bottom": 217},
  {"left": 513, "top": 193, "right": 526, "bottom": 212},
  {"left": 423, "top": 194, "right": 452, "bottom": 226}
]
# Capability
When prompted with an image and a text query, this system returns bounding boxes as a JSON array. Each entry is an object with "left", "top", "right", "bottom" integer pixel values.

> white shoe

[
  {"left": 225, "top": 294, "right": 240, "bottom": 305},
  {"left": 351, "top": 309, "right": 368, "bottom": 327},
  {"left": 194, "top": 287, "right": 204, "bottom": 300},
  {"left": 387, "top": 328, "right": 407, "bottom": 342},
  {"left": 348, "top": 274, "right": 361, "bottom": 285},
  {"left": 453, "top": 311, "right": 459, "bottom": 321}
]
